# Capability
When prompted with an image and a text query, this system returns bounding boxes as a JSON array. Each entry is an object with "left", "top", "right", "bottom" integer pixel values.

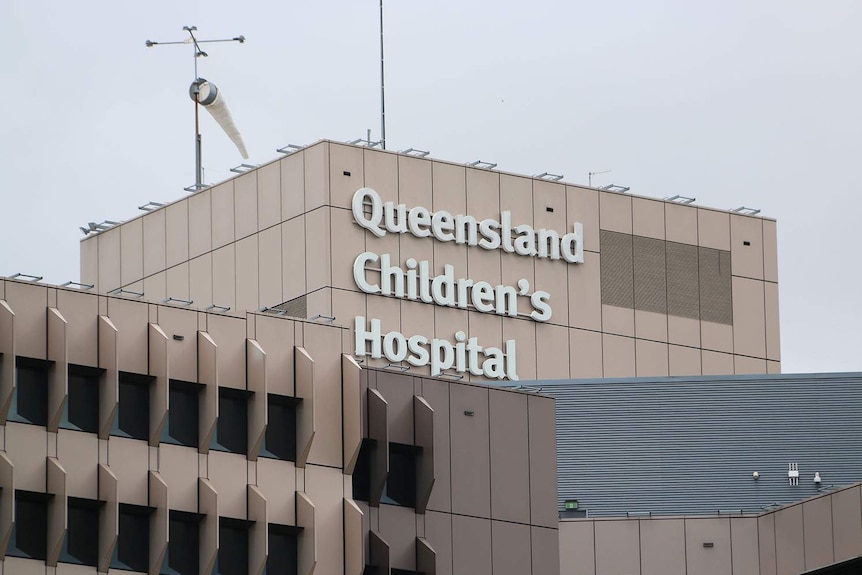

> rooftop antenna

[
  {"left": 146, "top": 26, "right": 247, "bottom": 191},
  {"left": 588, "top": 169, "right": 611, "bottom": 187},
  {"left": 379, "top": 0, "right": 387, "bottom": 150}
]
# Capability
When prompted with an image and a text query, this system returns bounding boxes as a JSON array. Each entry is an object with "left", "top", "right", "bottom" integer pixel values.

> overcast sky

[{"left": 1, "top": 1, "right": 860, "bottom": 373}]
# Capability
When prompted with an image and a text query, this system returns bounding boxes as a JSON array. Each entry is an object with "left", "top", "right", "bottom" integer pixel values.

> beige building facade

[
  {"left": 81, "top": 140, "right": 780, "bottom": 383},
  {"left": 0, "top": 276, "right": 558, "bottom": 574}
]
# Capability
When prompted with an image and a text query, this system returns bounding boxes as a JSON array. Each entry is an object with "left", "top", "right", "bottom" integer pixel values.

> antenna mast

[
  {"left": 146, "top": 26, "right": 246, "bottom": 190},
  {"left": 379, "top": 0, "right": 387, "bottom": 150}
]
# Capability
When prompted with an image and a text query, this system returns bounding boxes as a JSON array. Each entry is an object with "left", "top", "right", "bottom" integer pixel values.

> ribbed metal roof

[{"left": 529, "top": 372, "right": 862, "bottom": 517}]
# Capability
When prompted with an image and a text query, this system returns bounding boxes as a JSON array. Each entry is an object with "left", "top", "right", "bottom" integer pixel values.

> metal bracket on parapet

[
  {"left": 60, "top": 281, "right": 94, "bottom": 290},
  {"left": 400, "top": 148, "right": 430, "bottom": 158},
  {"left": 665, "top": 195, "right": 696, "bottom": 204},
  {"left": 8, "top": 273, "right": 43, "bottom": 282},
  {"left": 383, "top": 363, "right": 410, "bottom": 372},
  {"left": 433, "top": 372, "right": 464, "bottom": 381},
  {"left": 600, "top": 184, "right": 630, "bottom": 193},
  {"left": 731, "top": 206, "right": 761, "bottom": 216},
  {"left": 108, "top": 288, "right": 144, "bottom": 299},
  {"left": 230, "top": 163, "right": 257, "bottom": 174},
  {"left": 467, "top": 160, "right": 497, "bottom": 170},
  {"left": 276, "top": 144, "right": 304, "bottom": 155},
  {"left": 161, "top": 297, "right": 194, "bottom": 307},
  {"left": 309, "top": 314, "right": 336, "bottom": 323},
  {"left": 534, "top": 172, "right": 564, "bottom": 181},
  {"left": 205, "top": 304, "right": 231, "bottom": 313},
  {"left": 138, "top": 202, "right": 166, "bottom": 212}
]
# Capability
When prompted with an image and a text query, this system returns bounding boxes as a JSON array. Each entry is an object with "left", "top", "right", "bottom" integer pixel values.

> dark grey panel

[
  {"left": 599, "top": 230, "right": 634, "bottom": 309},
  {"left": 666, "top": 241, "right": 700, "bottom": 320},
  {"left": 633, "top": 235, "right": 667, "bottom": 314},
  {"left": 699, "top": 247, "right": 733, "bottom": 325},
  {"left": 274, "top": 294, "right": 307, "bottom": 319},
  {"left": 535, "top": 372, "right": 862, "bottom": 517}
]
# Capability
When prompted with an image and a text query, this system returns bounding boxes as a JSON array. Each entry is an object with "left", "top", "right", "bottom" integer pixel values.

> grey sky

[{"left": 1, "top": 1, "right": 860, "bottom": 373}]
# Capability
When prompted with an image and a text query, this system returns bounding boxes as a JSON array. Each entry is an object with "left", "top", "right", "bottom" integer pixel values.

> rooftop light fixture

[
  {"left": 467, "top": 160, "right": 497, "bottom": 170},
  {"left": 534, "top": 172, "right": 564, "bottom": 182},
  {"left": 276, "top": 144, "right": 304, "bottom": 155},
  {"left": 79, "top": 220, "right": 120, "bottom": 236},
  {"left": 138, "top": 202, "right": 166, "bottom": 212},
  {"left": 400, "top": 148, "right": 430, "bottom": 158},
  {"left": 161, "top": 297, "right": 194, "bottom": 307},
  {"left": 599, "top": 184, "right": 630, "bottom": 193},
  {"left": 230, "top": 163, "right": 257, "bottom": 174},
  {"left": 108, "top": 288, "right": 144, "bottom": 299},
  {"left": 9, "top": 273, "right": 43, "bottom": 282},
  {"left": 60, "top": 281, "right": 95, "bottom": 290},
  {"left": 383, "top": 363, "right": 410, "bottom": 372},
  {"left": 665, "top": 195, "right": 696, "bottom": 204},
  {"left": 731, "top": 206, "right": 761, "bottom": 216}
]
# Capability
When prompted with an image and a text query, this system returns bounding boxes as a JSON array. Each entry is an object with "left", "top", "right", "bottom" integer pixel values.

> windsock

[{"left": 189, "top": 78, "right": 249, "bottom": 159}]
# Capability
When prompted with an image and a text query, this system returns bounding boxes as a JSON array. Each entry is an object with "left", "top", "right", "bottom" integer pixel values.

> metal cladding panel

[{"left": 537, "top": 372, "right": 862, "bottom": 517}]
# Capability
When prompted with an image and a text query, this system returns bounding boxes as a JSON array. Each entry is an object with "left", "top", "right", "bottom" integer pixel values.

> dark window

[
  {"left": 112, "top": 504, "right": 150, "bottom": 572},
  {"left": 62, "top": 364, "right": 103, "bottom": 433},
  {"left": 10, "top": 357, "right": 51, "bottom": 426},
  {"left": 59, "top": 497, "right": 100, "bottom": 567},
  {"left": 162, "top": 380, "right": 202, "bottom": 447},
  {"left": 351, "top": 439, "right": 373, "bottom": 503},
  {"left": 211, "top": 388, "right": 250, "bottom": 455},
  {"left": 267, "top": 524, "right": 300, "bottom": 575},
  {"left": 160, "top": 510, "right": 201, "bottom": 575},
  {"left": 261, "top": 394, "right": 299, "bottom": 461},
  {"left": 383, "top": 443, "right": 420, "bottom": 508},
  {"left": 7, "top": 490, "right": 49, "bottom": 560},
  {"left": 112, "top": 371, "right": 154, "bottom": 441},
  {"left": 218, "top": 518, "right": 250, "bottom": 575}
]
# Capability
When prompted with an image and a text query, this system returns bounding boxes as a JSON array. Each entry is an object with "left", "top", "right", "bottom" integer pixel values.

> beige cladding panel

[
  {"left": 602, "top": 334, "right": 635, "bottom": 378},
  {"left": 466, "top": 166, "right": 500, "bottom": 222},
  {"left": 166, "top": 200, "right": 190, "bottom": 268},
  {"left": 420, "top": 378, "right": 451, "bottom": 513},
  {"left": 702, "top": 350, "right": 734, "bottom": 375},
  {"left": 165, "top": 262, "right": 189, "bottom": 301},
  {"left": 763, "top": 219, "right": 779, "bottom": 282},
  {"left": 376, "top": 370, "right": 414, "bottom": 446},
  {"left": 765, "top": 281, "right": 781, "bottom": 361},
  {"left": 732, "top": 276, "right": 766, "bottom": 358},
  {"left": 257, "top": 458, "right": 296, "bottom": 525},
  {"left": 258, "top": 224, "right": 282, "bottom": 308},
  {"left": 120, "top": 217, "right": 143, "bottom": 287},
  {"left": 832, "top": 486, "right": 862, "bottom": 562},
  {"left": 665, "top": 202, "right": 698, "bottom": 245},
  {"left": 803, "top": 496, "right": 835, "bottom": 572},
  {"left": 331, "top": 208, "right": 367, "bottom": 291},
  {"left": 207, "top": 450, "right": 247, "bottom": 518},
  {"left": 304, "top": 142, "right": 330, "bottom": 211},
  {"left": 432, "top": 161, "right": 467, "bottom": 214},
  {"left": 730, "top": 517, "right": 760, "bottom": 575},
  {"left": 303, "top": 322, "right": 344, "bottom": 468},
  {"left": 669, "top": 344, "right": 701, "bottom": 376},
  {"left": 449, "top": 383, "right": 491, "bottom": 518},
  {"left": 636, "top": 339, "right": 669, "bottom": 377},
  {"left": 305, "top": 208, "right": 331, "bottom": 293},
  {"left": 668, "top": 315, "right": 700, "bottom": 347},
  {"left": 234, "top": 172, "right": 258, "bottom": 240},
  {"left": 536, "top": 322, "right": 569, "bottom": 380},
  {"left": 143, "top": 210, "right": 167, "bottom": 279},
  {"left": 6, "top": 422, "right": 48, "bottom": 490},
  {"left": 281, "top": 151, "right": 305, "bottom": 221},
  {"left": 491, "top": 521, "right": 531, "bottom": 575},
  {"left": 364, "top": 147, "right": 398, "bottom": 203},
  {"left": 529, "top": 395, "right": 558, "bottom": 529},
  {"left": 378, "top": 504, "right": 417, "bottom": 572},
  {"left": 698, "top": 209, "right": 730, "bottom": 250},
  {"left": 56, "top": 289, "right": 99, "bottom": 366},
  {"left": 684, "top": 518, "right": 732, "bottom": 575},
  {"left": 568, "top": 251, "right": 601, "bottom": 331},
  {"left": 452, "top": 514, "right": 492, "bottom": 575},
  {"left": 567, "top": 186, "right": 599, "bottom": 252},
  {"left": 206, "top": 313, "right": 246, "bottom": 389},
  {"left": 734, "top": 355, "right": 767, "bottom": 374},
  {"left": 398, "top": 155, "right": 432, "bottom": 208},
  {"left": 759, "top": 513, "right": 777, "bottom": 575},
  {"left": 535, "top": 257, "right": 568, "bottom": 328},
  {"left": 467, "top": 241, "right": 501, "bottom": 287},
  {"left": 235, "top": 235, "right": 259, "bottom": 313},
  {"left": 424, "top": 511, "right": 453, "bottom": 575},
  {"left": 502, "top": 316, "right": 536, "bottom": 381},
  {"left": 633, "top": 197, "right": 666, "bottom": 240},
  {"left": 105, "top": 296, "right": 149, "bottom": 374},
  {"left": 80, "top": 237, "right": 98, "bottom": 289},
  {"left": 599, "top": 191, "right": 632, "bottom": 234},
  {"left": 594, "top": 520, "right": 640, "bottom": 575},
  {"left": 157, "top": 305, "right": 198, "bottom": 381},
  {"left": 501, "top": 175, "right": 533, "bottom": 230},
  {"left": 190, "top": 253, "right": 213, "bottom": 310},
  {"left": 109, "top": 436, "right": 148, "bottom": 506},
  {"left": 282, "top": 215, "right": 306, "bottom": 302},
  {"left": 570, "top": 328, "right": 603, "bottom": 379},
  {"left": 303, "top": 464, "right": 343, "bottom": 575},
  {"left": 640, "top": 518, "right": 686, "bottom": 575},
  {"left": 602, "top": 304, "right": 634, "bottom": 338},
  {"left": 559, "top": 521, "right": 596, "bottom": 575},
  {"left": 188, "top": 189, "right": 213, "bottom": 261},
  {"left": 489, "top": 390, "right": 530, "bottom": 524},
  {"left": 467, "top": 312, "right": 503, "bottom": 379},
  {"left": 212, "top": 243, "right": 236, "bottom": 312},
  {"left": 157, "top": 443, "right": 198, "bottom": 513},
  {"left": 57, "top": 429, "right": 98, "bottom": 500},
  {"left": 143, "top": 272, "right": 166, "bottom": 303},
  {"left": 211, "top": 181, "right": 236, "bottom": 250},
  {"left": 253, "top": 314, "right": 296, "bottom": 396},
  {"left": 329, "top": 144, "right": 364, "bottom": 209},
  {"left": 399, "top": 300, "right": 433, "bottom": 376},
  {"left": 635, "top": 310, "right": 668, "bottom": 343},
  {"left": 775, "top": 505, "right": 805, "bottom": 575},
  {"left": 257, "top": 161, "right": 281, "bottom": 231},
  {"left": 501, "top": 251, "right": 535, "bottom": 317},
  {"left": 731, "top": 214, "right": 764, "bottom": 280},
  {"left": 533, "top": 180, "right": 566, "bottom": 232},
  {"left": 98, "top": 227, "right": 121, "bottom": 293}
]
